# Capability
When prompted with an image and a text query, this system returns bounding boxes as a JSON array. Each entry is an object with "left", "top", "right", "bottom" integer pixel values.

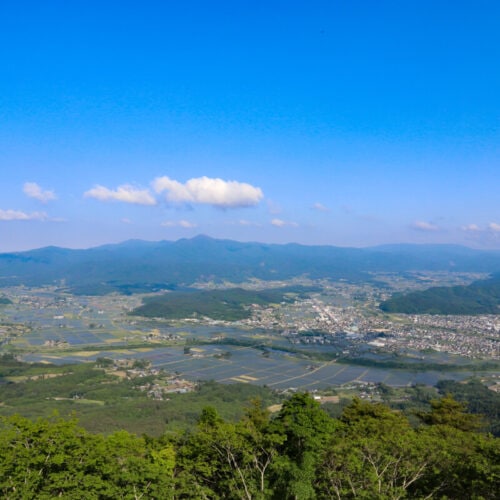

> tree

[
  {"left": 270, "top": 393, "right": 336, "bottom": 499},
  {"left": 413, "top": 424, "right": 500, "bottom": 499},
  {"left": 0, "top": 414, "right": 174, "bottom": 499},
  {"left": 0, "top": 414, "right": 107, "bottom": 498},
  {"left": 418, "top": 394, "right": 482, "bottom": 431},
  {"left": 178, "top": 406, "right": 256, "bottom": 498},
  {"left": 235, "top": 399, "right": 284, "bottom": 498},
  {"left": 95, "top": 357, "right": 114, "bottom": 368},
  {"left": 316, "top": 399, "right": 435, "bottom": 499}
]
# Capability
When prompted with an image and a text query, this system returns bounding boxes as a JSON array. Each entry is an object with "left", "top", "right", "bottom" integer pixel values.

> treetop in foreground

[{"left": 0, "top": 394, "right": 498, "bottom": 499}]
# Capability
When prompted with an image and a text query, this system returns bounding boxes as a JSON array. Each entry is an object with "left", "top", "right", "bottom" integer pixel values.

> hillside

[
  {"left": 1, "top": 236, "right": 500, "bottom": 293},
  {"left": 130, "top": 286, "right": 309, "bottom": 321},
  {"left": 380, "top": 274, "right": 500, "bottom": 314}
]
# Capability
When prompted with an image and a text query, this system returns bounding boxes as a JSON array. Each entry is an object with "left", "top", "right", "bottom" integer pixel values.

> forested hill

[
  {"left": 380, "top": 274, "right": 500, "bottom": 314},
  {"left": 0, "top": 393, "right": 497, "bottom": 499},
  {"left": 130, "top": 286, "right": 313, "bottom": 321},
  {"left": 1, "top": 236, "right": 500, "bottom": 293}
]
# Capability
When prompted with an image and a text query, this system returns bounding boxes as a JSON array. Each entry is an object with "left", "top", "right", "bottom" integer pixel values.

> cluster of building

[
  {"left": 1, "top": 278, "right": 499, "bottom": 362},
  {"left": 241, "top": 291, "right": 500, "bottom": 360},
  {"left": 382, "top": 315, "right": 499, "bottom": 359},
  {"left": 106, "top": 359, "right": 196, "bottom": 399}
]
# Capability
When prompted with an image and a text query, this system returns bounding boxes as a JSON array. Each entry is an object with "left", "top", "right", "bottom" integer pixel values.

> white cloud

[
  {"left": 312, "top": 202, "right": 329, "bottom": 212},
  {"left": 461, "top": 224, "right": 481, "bottom": 232},
  {"left": 271, "top": 218, "right": 286, "bottom": 227},
  {"left": 161, "top": 219, "right": 197, "bottom": 228},
  {"left": 179, "top": 220, "right": 197, "bottom": 228},
  {"left": 461, "top": 222, "right": 500, "bottom": 234},
  {"left": 238, "top": 219, "right": 262, "bottom": 227},
  {"left": 121, "top": 218, "right": 133, "bottom": 224},
  {"left": 84, "top": 184, "right": 156, "bottom": 205},
  {"left": 460, "top": 222, "right": 500, "bottom": 246},
  {"left": 0, "top": 209, "right": 48, "bottom": 221},
  {"left": 411, "top": 221, "right": 440, "bottom": 232},
  {"left": 23, "top": 182, "right": 56, "bottom": 203},
  {"left": 271, "top": 218, "right": 298, "bottom": 228},
  {"left": 153, "top": 176, "right": 263, "bottom": 208}
]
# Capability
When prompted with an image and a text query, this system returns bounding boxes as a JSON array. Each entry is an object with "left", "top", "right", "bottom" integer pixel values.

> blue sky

[{"left": 1, "top": 1, "right": 499, "bottom": 251}]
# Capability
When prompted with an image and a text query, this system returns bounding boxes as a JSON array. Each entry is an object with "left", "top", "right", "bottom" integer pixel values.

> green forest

[
  {"left": 379, "top": 275, "right": 500, "bottom": 314},
  {"left": 130, "top": 287, "right": 312, "bottom": 321},
  {"left": 0, "top": 393, "right": 498, "bottom": 499}
]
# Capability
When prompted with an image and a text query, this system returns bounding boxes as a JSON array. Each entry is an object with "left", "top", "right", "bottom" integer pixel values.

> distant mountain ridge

[{"left": 1, "top": 236, "right": 500, "bottom": 294}]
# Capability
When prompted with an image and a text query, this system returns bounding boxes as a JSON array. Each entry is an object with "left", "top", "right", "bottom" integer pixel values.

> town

[{"left": 1, "top": 270, "right": 498, "bottom": 364}]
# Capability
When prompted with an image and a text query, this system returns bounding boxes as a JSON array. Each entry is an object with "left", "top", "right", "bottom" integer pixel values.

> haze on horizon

[{"left": 1, "top": 1, "right": 499, "bottom": 252}]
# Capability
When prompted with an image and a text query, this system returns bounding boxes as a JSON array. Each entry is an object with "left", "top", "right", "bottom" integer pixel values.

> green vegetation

[
  {"left": 0, "top": 297, "right": 12, "bottom": 305},
  {"left": 0, "top": 354, "right": 72, "bottom": 378},
  {"left": 435, "top": 379, "right": 500, "bottom": 436},
  {"left": 0, "top": 394, "right": 498, "bottom": 498},
  {"left": 337, "top": 355, "right": 500, "bottom": 372},
  {"left": 380, "top": 274, "right": 500, "bottom": 314},
  {"left": 0, "top": 356, "right": 279, "bottom": 436},
  {"left": 130, "top": 287, "right": 308, "bottom": 321}
]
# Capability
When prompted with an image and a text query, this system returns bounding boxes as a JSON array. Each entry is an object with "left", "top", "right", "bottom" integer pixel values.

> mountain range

[{"left": 1, "top": 236, "right": 500, "bottom": 294}]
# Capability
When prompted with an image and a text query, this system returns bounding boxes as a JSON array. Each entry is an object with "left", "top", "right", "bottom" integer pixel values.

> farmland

[{"left": 1, "top": 279, "right": 498, "bottom": 391}]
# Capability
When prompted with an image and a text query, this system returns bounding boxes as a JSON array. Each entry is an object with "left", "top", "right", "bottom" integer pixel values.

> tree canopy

[{"left": 0, "top": 394, "right": 498, "bottom": 499}]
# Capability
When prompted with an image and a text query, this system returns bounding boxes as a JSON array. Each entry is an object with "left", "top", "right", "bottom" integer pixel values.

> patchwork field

[
  {"left": 20, "top": 343, "right": 476, "bottom": 389},
  {"left": 1, "top": 287, "right": 497, "bottom": 390}
]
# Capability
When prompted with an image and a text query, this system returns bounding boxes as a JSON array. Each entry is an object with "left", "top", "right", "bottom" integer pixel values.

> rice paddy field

[
  {"left": 19, "top": 342, "right": 474, "bottom": 390},
  {"left": 0, "top": 288, "right": 494, "bottom": 390}
]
